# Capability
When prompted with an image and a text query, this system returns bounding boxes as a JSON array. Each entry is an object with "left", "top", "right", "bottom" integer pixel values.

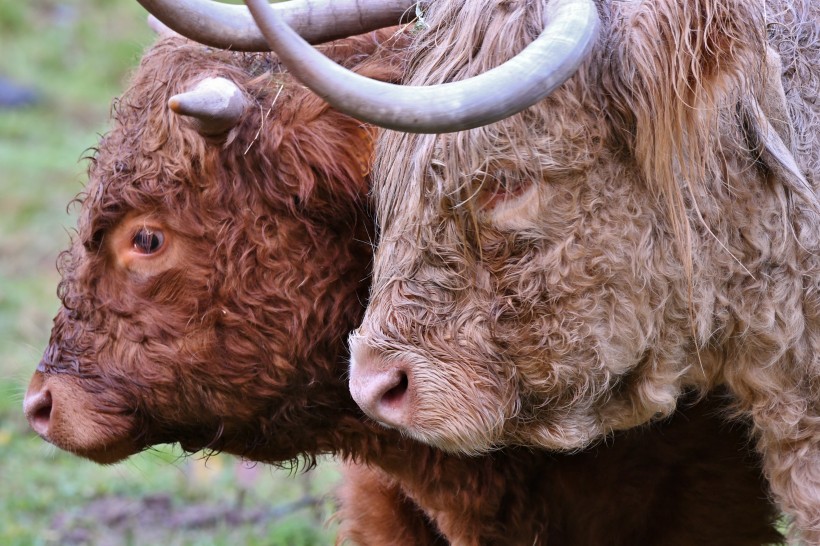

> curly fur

[
  {"left": 354, "top": 0, "right": 820, "bottom": 542},
  {"left": 24, "top": 30, "right": 782, "bottom": 545}
]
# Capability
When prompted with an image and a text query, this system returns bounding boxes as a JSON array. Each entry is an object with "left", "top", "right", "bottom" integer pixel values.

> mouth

[{"left": 32, "top": 431, "right": 141, "bottom": 465}]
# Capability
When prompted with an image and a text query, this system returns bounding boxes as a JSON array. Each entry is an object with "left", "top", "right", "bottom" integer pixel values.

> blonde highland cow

[{"left": 244, "top": 0, "right": 820, "bottom": 542}]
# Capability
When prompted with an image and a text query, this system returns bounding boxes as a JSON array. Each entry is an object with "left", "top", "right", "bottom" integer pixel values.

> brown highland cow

[
  {"left": 242, "top": 0, "right": 820, "bottom": 542},
  {"left": 23, "top": 6, "right": 781, "bottom": 545}
]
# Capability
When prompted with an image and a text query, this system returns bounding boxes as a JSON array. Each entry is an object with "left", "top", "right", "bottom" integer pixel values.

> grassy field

[{"left": 0, "top": 2, "right": 338, "bottom": 544}]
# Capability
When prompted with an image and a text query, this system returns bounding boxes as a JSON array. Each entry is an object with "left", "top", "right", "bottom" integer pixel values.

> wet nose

[
  {"left": 349, "top": 342, "right": 414, "bottom": 429},
  {"left": 24, "top": 374, "right": 53, "bottom": 438}
]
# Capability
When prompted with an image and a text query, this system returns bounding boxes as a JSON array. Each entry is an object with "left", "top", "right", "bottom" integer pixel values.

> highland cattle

[{"left": 23, "top": 4, "right": 782, "bottom": 544}]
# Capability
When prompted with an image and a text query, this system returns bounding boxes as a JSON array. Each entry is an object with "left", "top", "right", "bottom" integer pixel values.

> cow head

[
  {"left": 23, "top": 32, "right": 403, "bottom": 464},
  {"left": 340, "top": 0, "right": 808, "bottom": 454}
]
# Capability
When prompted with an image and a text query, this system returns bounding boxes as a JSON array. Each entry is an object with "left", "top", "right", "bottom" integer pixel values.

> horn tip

[
  {"left": 167, "top": 95, "right": 183, "bottom": 114},
  {"left": 166, "top": 78, "right": 248, "bottom": 136}
]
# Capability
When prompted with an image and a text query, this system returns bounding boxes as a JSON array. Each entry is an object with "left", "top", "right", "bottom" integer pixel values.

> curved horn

[
  {"left": 168, "top": 77, "right": 249, "bottom": 137},
  {"left": 245, "top": 0, "right": 600, "bottom": 134},
  {"left": 137, "top": 0, "right": 416, "bottom": 50}
]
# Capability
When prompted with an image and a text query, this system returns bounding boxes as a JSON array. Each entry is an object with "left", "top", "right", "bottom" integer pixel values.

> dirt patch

[{"left": 48, "top": 492, "right": 326, "bottom": 545}]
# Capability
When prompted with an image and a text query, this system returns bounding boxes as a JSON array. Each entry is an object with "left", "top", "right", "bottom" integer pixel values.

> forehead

[
  {"left": 81, "top": 143, "right": 180, "bottom": 229},
  {"left": 374, "top": 88, "right": 601, "bottom": 224}
]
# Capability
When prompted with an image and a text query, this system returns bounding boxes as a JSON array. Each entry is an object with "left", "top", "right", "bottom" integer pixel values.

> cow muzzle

[
  {"left": 348, "top": 341, "right": 416, "bottom": 430},
  {"left": 24, "top": 370, "right": 138, "bottom": 464},
  {"left": 348, "top": 330, "right": 513, "bottom": 454}
]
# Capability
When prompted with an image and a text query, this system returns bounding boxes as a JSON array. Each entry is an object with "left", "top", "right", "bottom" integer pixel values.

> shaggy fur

[
  {"left": 351, "top": 0, "right": 820, "bottom": 542},
  {"left": 23, "top": 31, "right": 781, "bottom": 544}
]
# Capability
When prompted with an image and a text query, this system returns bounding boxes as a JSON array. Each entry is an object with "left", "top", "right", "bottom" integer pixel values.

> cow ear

[
  {"left": 289, "top": 93, "right": 376, "bottom": 200},
  {"left": 605, "top": 0, "right": 766, "bottom": 193},
  {"left": 601, "top": 0, "right": 770, "bottom": 271},
  {"left": 284, "top": 54, "right": 401, "bottom": 201}
]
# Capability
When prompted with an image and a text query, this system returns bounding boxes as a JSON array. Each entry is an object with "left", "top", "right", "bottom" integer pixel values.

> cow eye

[
  {"left": 132, "top": 228, "right": 165, "bottom": 255},
  {"left": 475, "top": 172, "right": 526, "bottom": 210}
]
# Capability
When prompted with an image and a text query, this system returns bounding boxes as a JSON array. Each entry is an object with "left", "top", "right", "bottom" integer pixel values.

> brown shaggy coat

[
  {"left": 350, "top": 0, "right": 820, "bottom": 542},
  {"left": 24, "top": 31, "right": 781, "bottom": 544}
]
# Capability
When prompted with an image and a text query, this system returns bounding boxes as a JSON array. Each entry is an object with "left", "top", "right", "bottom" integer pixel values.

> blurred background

[{"left": 0, "top": 1, "right": 339, "bottom": 544}]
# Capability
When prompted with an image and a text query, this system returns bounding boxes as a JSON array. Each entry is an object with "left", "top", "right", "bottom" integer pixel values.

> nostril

[
  {"left": 25, "top": 389, "right": 53, "bottom": 437},
  {"left": 380, "top": 371, "right": 409, "bottom": 407},
  {"left": 360, "top": 368, "right": 414, "bottom": 428},
  {"left": 33, "top": 395, "right": 52, "bottom": 423}
]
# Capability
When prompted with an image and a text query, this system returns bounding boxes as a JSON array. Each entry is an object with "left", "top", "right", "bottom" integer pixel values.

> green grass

[
  {"left": 0, "top": 2, "right": 338, "bottom": 544},
  {"left": 1, "top": 428, "right": 339, "bottom": 545}
]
